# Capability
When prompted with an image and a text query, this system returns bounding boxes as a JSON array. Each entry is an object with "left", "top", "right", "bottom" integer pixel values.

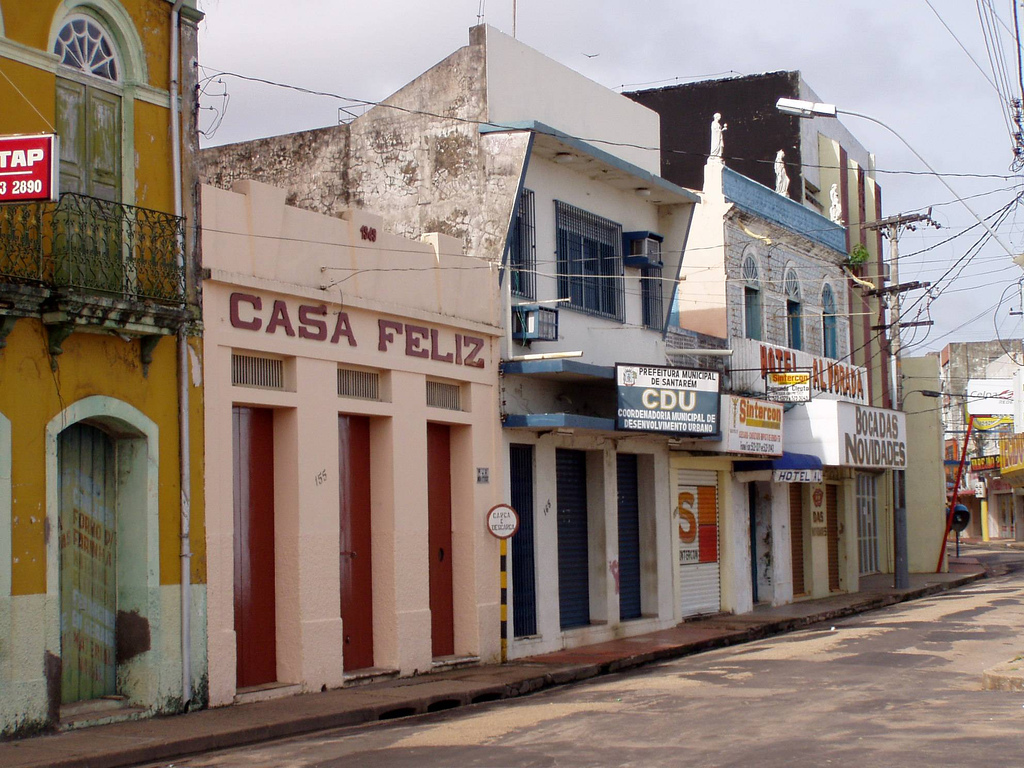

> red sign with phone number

[{"left": 0, "top": 134, "right": 58, "bottom": 204}]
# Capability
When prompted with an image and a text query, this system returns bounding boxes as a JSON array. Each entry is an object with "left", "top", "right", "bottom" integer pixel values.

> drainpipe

[{"left": 169, "top": 0, "right": 192, "bottom": 708}]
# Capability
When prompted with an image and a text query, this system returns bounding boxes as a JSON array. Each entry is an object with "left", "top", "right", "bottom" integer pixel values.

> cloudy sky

[{"left": 196, "top": 0, "right": 1024, "bottom": 357}]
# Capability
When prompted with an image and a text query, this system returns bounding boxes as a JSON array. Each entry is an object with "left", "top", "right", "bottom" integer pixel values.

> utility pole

[{"left": 863, "top": 209, "right": 939, "bottom": 589}]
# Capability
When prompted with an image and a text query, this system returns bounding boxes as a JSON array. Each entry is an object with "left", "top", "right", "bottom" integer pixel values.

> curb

[
  {"left": 0, "top": 570, "right": 991, "bottom": 768},
  {"left": 983, "top": 661, "right": 1024, "bottom": 691}
]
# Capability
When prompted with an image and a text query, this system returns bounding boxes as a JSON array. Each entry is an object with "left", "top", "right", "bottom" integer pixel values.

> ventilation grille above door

[
  {"left": 231, "top": 353, "right": 284, "bottom": 390},
  {"left": 338, "top": 367, "right": 380, "bottom": 400},
  {"left": 426, "top": 380, "right": 461, "bottom": 411}
]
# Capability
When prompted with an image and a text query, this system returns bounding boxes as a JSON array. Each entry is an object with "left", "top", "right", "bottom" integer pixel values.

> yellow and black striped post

[
  {"left": 487, "top": 503, "right": 518, "bottom": 663},
  {"left": 500, "top": 537, "right": 508, "bottom": 662}
]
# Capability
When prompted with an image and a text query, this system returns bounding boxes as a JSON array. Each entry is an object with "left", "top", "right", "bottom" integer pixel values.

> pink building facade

[{"left": 202, "top": 180, "right": 503, "bottom": 706}]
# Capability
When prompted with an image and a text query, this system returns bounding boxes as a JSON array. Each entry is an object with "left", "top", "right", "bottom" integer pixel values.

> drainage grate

[
  {"left": 338, "top": 367, "right": 380, "bottom": 400},
  {"left": 426, "top": 380, "right": 461, "bottom": 411},
  {"left": 378, "top": 706, "right": 417, "bottom": 721},
  {"left": 231, "top": 353, "right": 284, "bottom": 390}
]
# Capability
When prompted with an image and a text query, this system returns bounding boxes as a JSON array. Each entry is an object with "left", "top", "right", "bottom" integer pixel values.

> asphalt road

[{"left": 142, "top": 550, "right": 1024, "bottom": 768}]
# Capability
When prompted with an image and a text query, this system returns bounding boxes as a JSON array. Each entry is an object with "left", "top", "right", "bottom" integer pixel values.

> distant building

[{"left": 939, "top": 340, "right": 1024, "bottom": 540}]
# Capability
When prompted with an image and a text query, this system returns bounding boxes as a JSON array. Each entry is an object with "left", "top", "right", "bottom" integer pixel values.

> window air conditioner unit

[
  {"left": 512, "top": 304, "right": 559, "bottom": 342},
  {"left": 623, "top": 231, "right": 664, "bottom": 268}
]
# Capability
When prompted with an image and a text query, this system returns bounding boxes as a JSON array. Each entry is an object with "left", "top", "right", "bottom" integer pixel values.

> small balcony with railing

[{"left": 0, "top": 193, "right": 190, "bottom": 357}]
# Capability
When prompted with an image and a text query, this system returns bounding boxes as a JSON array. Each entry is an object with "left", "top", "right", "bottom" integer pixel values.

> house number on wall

[
  {"left": 360, "top": 225, "right": 377, "bottom": 242},
  {"left": 314, "top": 468, "right": 328, "bottom": 486}
]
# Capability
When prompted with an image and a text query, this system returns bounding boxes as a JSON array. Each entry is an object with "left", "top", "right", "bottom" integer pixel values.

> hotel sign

[
  {"left": 0, "top": 134, "right": 58, "bottom": 204},
  {"left": 732, "top": 339, "right": 868, "bottom": 404},
  {"left": 774, "top": 468, "right": 822, "bottom": 483},
  {"left": 616, "top": 364, "right": 720, "bottom": 435}
]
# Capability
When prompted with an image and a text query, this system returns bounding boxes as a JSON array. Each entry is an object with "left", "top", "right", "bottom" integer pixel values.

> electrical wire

[
  {"left": 0, "top": 61, "right": 57, "bottom": 132},
  {"left": 616, "top": 71, "right": 745, "bottom": 91},
  {"left": 196, "top": 183, "right": 1023, "bottom": 376},
  {"left": 191, "top": 58, "right": 1024, "bottom": 374},
  {"left": 926, "top": 0, "right": 999, "bottom": 92},
  {"left": 197, "top": 67, "right": 1021, "bottom": 183},
  {"left": 991, "top": 276, "right": 1024, "bottom": 364},
  {"left": 977, "top": 0, "right": 1015, "bottom": 140}
]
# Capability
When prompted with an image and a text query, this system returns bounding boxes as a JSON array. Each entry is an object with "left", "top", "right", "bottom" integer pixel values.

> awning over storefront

[
  {"left": 733, "top": 451, "right": 823, "bottom": 473},
  {"left": 502, "top": 413, "right": 616, "bottom": 431},
  {"left": 500, "top": 359, "right": 614, "bottom": 381},
  {"left": 733, "top": 451, "right": 824, "bottom": 483}
]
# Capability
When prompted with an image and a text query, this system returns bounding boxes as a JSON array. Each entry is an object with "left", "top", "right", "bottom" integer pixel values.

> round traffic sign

[{"left": 485, "top": 504, "right": 519, "bottom": 539}]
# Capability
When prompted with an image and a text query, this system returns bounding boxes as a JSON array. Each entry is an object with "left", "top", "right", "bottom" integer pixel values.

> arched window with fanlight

[
  {"left": 784, "top": 266, "right": 802, "bottom": 350},
  {"left": 822, "top": 283, "right": 839, "bottom": 359},
  {"left": 741, "top": 252, "right": 761, "bottom": 341},
  {"left": 53, "top": 13, "right": 122, "bottom": 201}
]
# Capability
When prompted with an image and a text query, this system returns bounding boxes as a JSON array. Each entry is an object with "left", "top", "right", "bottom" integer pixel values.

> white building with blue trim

[{"left": 678, "top": 154, "right": 908, "bottom": 611}]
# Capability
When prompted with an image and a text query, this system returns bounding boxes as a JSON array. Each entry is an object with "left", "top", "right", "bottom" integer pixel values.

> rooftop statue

[
  {"left": 774, "top": 150, "right": 789, "bottom": 196},
  {"left": 710, "top": 113, "right": 727, "bottom": 159}
]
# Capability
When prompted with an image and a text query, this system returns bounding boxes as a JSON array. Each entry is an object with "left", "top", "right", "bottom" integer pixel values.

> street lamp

[
  {"left": 777, "top": 97, "right": 942, "bottom": 589},
  {"left": 775, "top": 98, "right": 1019, "bottom": 263}
]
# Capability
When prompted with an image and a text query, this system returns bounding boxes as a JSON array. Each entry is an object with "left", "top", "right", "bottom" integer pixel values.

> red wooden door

[
  {"left": 339, "top": 414, "right": 374, "bottom": 671},
  {"left": 427, "top": 423, "right": 454, "bottom": 657},
  {"left": 232, "top": 406, "right": 277, "bottom": 688}
]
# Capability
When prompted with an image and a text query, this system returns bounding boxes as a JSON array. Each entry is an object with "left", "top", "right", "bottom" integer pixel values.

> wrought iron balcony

[{"left": 0, "top": 193, "right": 186, "bottom": 305}]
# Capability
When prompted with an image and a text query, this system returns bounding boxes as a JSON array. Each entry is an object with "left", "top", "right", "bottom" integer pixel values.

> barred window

[
  {"left": 338, "top": 367, "right": 380, "bottom": 400},
  {"left": 742, "top": 253, "right": 761, "bottom": 341},
  {"left": 426, "top": 380, "right": 462, "bottom": 411},
  {"left": 555, "top": 201, "right": 624, "bottom": 320},
  {"left": 785, "top": 267, "right": 802, "bottom": 350},
  {"left": 510, "top": 188, "right": 536, "bottom": 299},
  {"left": 822, "top": 283, "right": 839, "bottom": 359},
  {"left": 641, "top": 264, "right": 664, "bottom": 330},
  {"left": 232, "top": 353, "right": 284, "bottom": 390}
]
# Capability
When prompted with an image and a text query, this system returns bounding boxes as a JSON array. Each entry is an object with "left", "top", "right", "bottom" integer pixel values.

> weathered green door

[
  {"left": 56, "top": 78, "right": 121, "bottom": 200},
  {"left": 55, "top": 78, "right": 123, "bottom": 294},
  {"left": 59, "top": 423, "right": 117, "bottom": 703}
]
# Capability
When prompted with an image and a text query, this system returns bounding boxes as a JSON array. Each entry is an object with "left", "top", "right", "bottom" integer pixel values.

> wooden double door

[
  {"left": 338, "top": 419, "right": 456, "bottom": 665},
  {"left": 427, "top": 423, "right": 455, "bottom": 658},
  {"left": 339, "top": 415, "right": 374, "bottom": 671},
  {"left": 233, "top": 412, "right": 457, "bottom": 679},
  {"left": 232, "top": 407, "right": 277, "bottom": 688}
]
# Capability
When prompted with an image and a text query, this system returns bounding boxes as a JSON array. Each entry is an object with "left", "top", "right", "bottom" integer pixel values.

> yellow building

[{"left": 0, "top": 0, "right": 205, "bottom": 735}]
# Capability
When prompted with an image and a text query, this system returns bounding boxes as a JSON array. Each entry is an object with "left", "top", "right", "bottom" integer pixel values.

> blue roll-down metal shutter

[
  {"left": 509, "top": 444, "right": 537, "bottom": 637},
  {"left": 556, "top": 448, "right": 590, "bottom": 629},
  {"left": 617, "top": 453, "right": 642, "bottom": 620}
]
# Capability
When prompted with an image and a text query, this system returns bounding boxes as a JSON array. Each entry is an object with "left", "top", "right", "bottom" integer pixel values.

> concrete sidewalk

[{"left": 0, "top": 568, "right": 985, "bottom": 768}]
